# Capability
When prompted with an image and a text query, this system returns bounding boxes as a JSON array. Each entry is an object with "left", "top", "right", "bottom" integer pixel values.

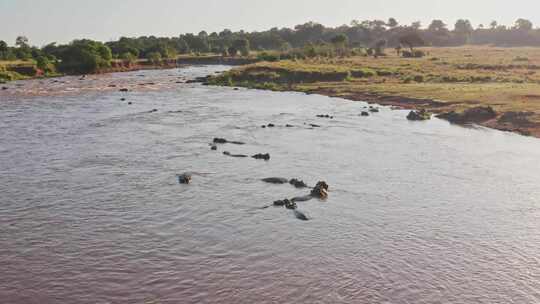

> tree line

[{"left": 0, "top": 18, "right": 538, "bottom": 74}]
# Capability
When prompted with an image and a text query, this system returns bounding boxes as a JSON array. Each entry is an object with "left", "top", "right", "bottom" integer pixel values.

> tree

[
  {"left": 56, "top": 39, "right": 113, "bottom": 74},
  {"left": 399, "top": 32, "right": 425, "bottom": 52},
  {"left": 411, "top": 21, "right": 422, "bottom": 30},
  {"left": 232, "top": 38, "right": 250, "bottom": 56},
  {"left": 454, "top": 19, "right": 473, "bottom": 44},
  {"left": 387, "top": 18, "right": 398, "bottom": 28},
  {"left": 454, "top": 19, "right": 473, "bottom": 35},
  {"left": 514, "top": 18, "right": 533, "bottom": 31},
  {"left": 428, "top": 20, "right": 448, "bottom": 33},
  {"left": 373, "top": 39, "right": 387, "bottom": 57},
  {"left": 490, "top": 21, "right": 498, "bottom": 29},
  {"left": 146, "top": 52, "right": 162, "bottom": 65},
  {"left": 331, "top": 34, "right": 348, "bottom": 48},
  {"left": 15, "top": 36, "right": 29, "bottom": 48},
  {"left": 0, "top": 40, "right": 7, "bottom": 53},
  {"left": 227, "top": 46, "right": 238, "bottom": 57},
  {"left": 36, "top": 56, "right": 54, "bottom": 73}
]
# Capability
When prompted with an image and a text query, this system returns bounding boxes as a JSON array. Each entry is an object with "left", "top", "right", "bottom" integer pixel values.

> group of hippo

[
  {"left": 178, "top": 135, "right": 330, "bottom": 221},
  {"left": 211, "top": 137, "right": 271, "bottom": 160}
]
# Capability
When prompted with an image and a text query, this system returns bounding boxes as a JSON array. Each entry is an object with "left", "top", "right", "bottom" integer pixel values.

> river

[{"left": 1, "top": 66, "right": 540, "bottom": 304}]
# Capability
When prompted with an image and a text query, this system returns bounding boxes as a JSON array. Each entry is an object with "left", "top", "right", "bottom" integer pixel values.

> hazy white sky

[{"left": 1, "top": 0, "right": 538, "bottom": 46}]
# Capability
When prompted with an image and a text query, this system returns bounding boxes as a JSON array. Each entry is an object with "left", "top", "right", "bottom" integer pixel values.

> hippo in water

[
  {"left": 252, "top": 153, "right": 270, "bottom": 160},
  {"left": 289, "top": 178, "right": 308, "bottom": 188},
  {"left": 213, "top": 138, "right": 245, "bottom": 145},
  {"left": 177, "top": 173, "right": 192, "bottom": 184},
  {"left": 262, "top": 177, "right": 289, "bottom": 184},
  {"left": 223, "top": 151, "right": 248, "bottom": 158}
]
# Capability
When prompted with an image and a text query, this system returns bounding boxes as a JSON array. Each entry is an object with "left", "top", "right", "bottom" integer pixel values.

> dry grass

[{"left": 214, "top": 46, "right": 540, "bottom": 136}]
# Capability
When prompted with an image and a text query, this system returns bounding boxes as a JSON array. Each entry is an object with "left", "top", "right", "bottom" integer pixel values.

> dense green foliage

[{"left": 1, "top": 18, "right": 540, "bottom": 76}]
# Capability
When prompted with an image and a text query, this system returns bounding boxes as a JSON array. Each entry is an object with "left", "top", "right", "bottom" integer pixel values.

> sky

[{"left": 1, "top": 0, "right": 539, "bottom": 46}]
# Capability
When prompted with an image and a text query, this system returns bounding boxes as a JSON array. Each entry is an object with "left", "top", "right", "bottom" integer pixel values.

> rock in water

[
  {"left": 407, "top": 109, "right": 431, "bottom": 121},
  {"left": 177, "top": 173, "right": 192, "bottom": 184},
  {"left": 436, "top": 106, "right": 496, "bottom": 124}
]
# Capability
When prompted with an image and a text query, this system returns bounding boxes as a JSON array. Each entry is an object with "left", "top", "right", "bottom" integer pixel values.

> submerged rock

[
  {"left": 360, "top": 111, "right": 370, "bottom": 117},
  {"left": 210, "top": 145, "right": 217, "bottom": 150},
  {"left": 293, "top": 210, "right": 309, "bottom": 221},
  {"left": 369, "top": 108, "right": 380, "bottom": 113},
  {"left": 252, "top": 153, "right": 270, "bottom": 161},
  {"left": 407, "top": 109, "right": 431, "bottom": 121},
  {"left": 436, "top": 106, "right": 496, "bottom": 124},
  {"left": 1, "top": 86, "right": 7, "bottom": 90},
  {"left": 119, "top": 88, "right": 129, "bottom": 92}
]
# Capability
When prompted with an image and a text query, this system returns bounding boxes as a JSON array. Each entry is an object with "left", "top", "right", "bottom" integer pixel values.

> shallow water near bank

[{"left": 1, "top": 66, "right": 540, "bottom": 304}]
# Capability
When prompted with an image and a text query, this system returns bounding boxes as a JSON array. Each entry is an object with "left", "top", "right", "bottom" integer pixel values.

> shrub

[{"left": 402, "top": 50, "right": 425, "bottom": 58}]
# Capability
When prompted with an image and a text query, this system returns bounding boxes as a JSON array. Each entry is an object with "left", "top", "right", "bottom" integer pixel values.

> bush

[
  {"left": 351, "top": 68, "right": 376, "bottom": 78},
  {"left": 402, "top": 50, "right": 425, "bottom": 58},
  {"left": 257, "top": 52, "right": 280, "bottom": 62},
  {"left": 56, "top": 40, "right": 112, "bottom": 74},
  {"left": 413, "top": 75, "right": 424, "bottom": 82}
]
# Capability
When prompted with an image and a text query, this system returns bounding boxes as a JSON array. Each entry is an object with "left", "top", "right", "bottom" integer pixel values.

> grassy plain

[{"left": 212, "top": 46, "right": 540, "bottom": 137}]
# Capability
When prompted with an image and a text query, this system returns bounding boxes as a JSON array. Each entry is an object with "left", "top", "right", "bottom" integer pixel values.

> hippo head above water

[{"left": 311, "top": 181, "right": 329, "bottom": 199}]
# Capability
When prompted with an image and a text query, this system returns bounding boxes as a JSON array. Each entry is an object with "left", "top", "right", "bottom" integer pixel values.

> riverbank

[
  {"left": 208, "top": 46, "right": 540, "bottom": 138},
  {"left": 0, "top": 55, "right": 258, "bottom": 83}
]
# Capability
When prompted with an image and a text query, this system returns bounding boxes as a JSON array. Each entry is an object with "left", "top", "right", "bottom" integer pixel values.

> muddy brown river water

[{"left": 1, "top": 66, "right": 540, "bottom": 304}]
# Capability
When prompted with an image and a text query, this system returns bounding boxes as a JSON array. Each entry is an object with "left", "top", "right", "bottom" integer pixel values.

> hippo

[
  {"left": 120, "top": 98, "right": 126, "bottom": 101},
  {"left": 177, "top": 173, "right": 192, "bottom": 184},
  {"left": 360, "top": 111, "right": 370, "bottom": 116},
  {"left": 291, "top": 181, "right": 329, "bottom": 202},
  {"left": 213, "top": 138, "right": 245, "bottom": 145},
  {"left": 210, "top": 145, "right": 218, "bottom": 151},
  {"left": 119, "top": 88, "right": 129, "bottom": 92},
  {"left": 252, "top": 153, "right": 270, "bottom": 161},
  {"left": 289, "top": 178, "right": 308, "bottom": 188},
  {"left": 262, "top": 177, "right": 289, "bottom": 184},
  {"left": 223, "top": 151, "right": 248, "bottom": 158}
]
